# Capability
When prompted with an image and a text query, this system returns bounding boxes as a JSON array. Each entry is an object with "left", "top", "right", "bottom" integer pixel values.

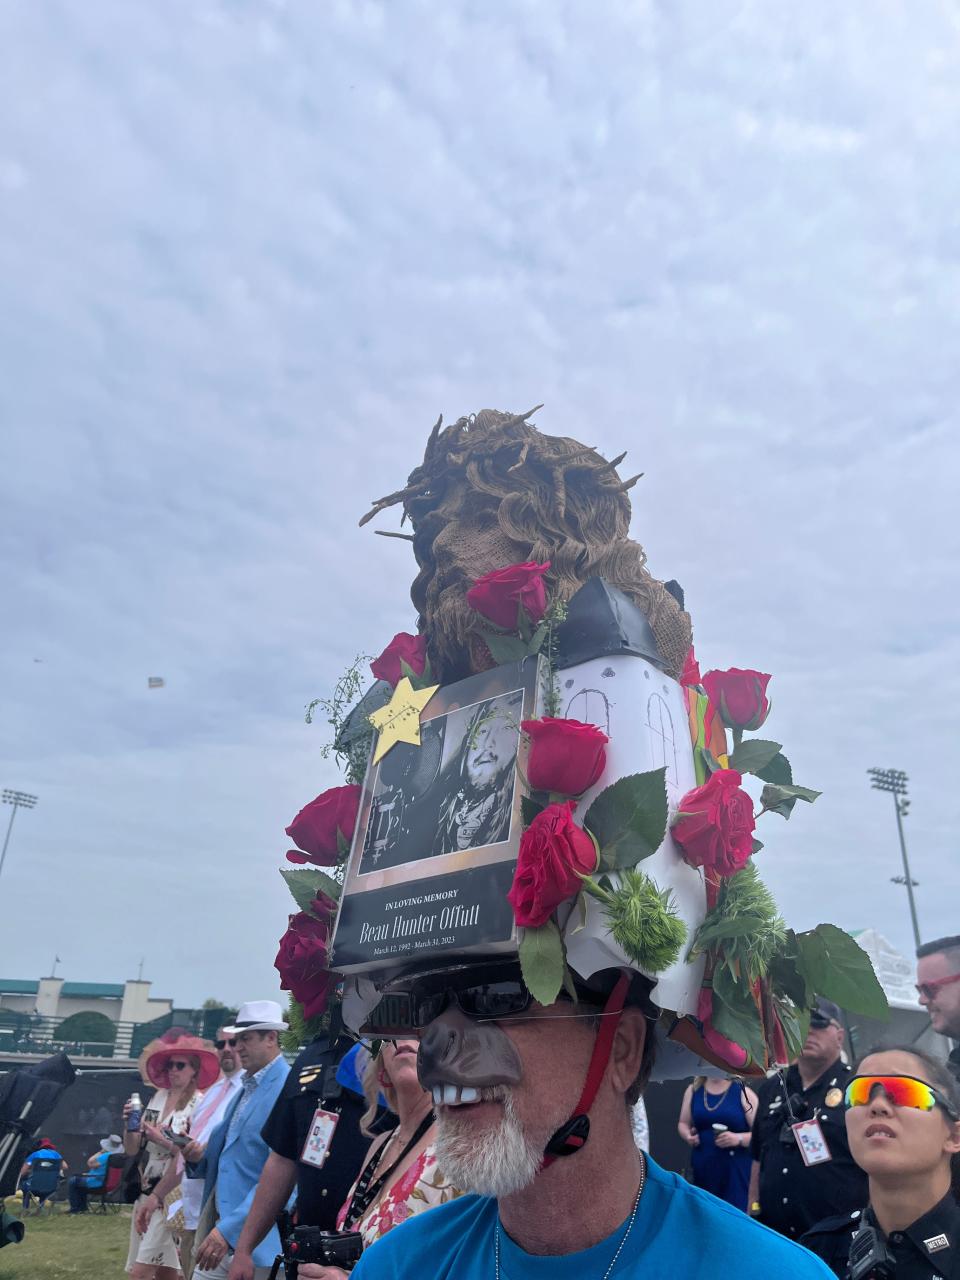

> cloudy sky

[{"left": 1, "top": 1, "right": 956, "bottom": 1013}]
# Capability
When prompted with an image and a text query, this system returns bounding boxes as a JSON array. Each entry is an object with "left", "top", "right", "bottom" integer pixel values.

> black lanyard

[{"left": 343, "top": 1111, "right": 434, "bottom": 1228}]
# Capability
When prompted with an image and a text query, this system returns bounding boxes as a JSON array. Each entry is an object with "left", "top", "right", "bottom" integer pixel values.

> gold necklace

[{"left": 702, "top": 1083, "right": 731, "bottom": 1112}]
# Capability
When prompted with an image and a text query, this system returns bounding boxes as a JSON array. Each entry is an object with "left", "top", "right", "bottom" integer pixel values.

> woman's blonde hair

[{"left": 361, "top": 1046, "right": 396, "bottom": 1137}]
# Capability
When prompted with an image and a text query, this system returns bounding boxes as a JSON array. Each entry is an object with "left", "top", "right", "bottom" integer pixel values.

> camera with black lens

[
  {"left": 847, "top": 1222, "right": 896, "bottom": 1280},
  {"left": 269, "top": 1226, "right": 364, "bottom": 1278}
]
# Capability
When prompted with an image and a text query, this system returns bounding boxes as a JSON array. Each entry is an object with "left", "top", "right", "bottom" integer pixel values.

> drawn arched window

[
  {"left": 564, "top": 688, "right": 612, "bottom": 735},
  {"left": 646, "top": 693, "right": 679, "bottom": 788}
]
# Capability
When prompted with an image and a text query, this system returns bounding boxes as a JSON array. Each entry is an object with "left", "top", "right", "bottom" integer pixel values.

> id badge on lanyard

[
  {"left": 300, "top": 1107, "right": 339, "bottom": 1169},
  {"left": 791, "top": 1118, "right": 832, "bottom": 1166}
]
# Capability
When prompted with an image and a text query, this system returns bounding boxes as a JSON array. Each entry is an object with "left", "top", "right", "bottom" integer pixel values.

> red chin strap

[{"left": 541, "top": 971, "right": 631, "bottom": 1168}]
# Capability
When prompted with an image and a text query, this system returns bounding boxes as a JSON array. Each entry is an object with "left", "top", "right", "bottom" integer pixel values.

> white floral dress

[
  {"left": 126, "top": 1087, "right": 200, "bottom": 1273},
  {"left": 336, "top": 1141, "right": 460, "bottom": 1247}
]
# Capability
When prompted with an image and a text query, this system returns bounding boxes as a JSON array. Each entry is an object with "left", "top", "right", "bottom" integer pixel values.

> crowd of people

[{"left": 12, "top": 933, "right": 960, "bottom": 1278}]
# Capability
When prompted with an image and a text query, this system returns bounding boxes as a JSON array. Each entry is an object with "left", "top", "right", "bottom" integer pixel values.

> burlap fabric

[{"left": 361, "top": 408, "right": 692, "bottom": 682}]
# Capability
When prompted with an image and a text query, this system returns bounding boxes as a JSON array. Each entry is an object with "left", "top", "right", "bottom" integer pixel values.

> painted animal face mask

[{"left": 418, "top": 1006, "right": 523, "bottom": 1106}]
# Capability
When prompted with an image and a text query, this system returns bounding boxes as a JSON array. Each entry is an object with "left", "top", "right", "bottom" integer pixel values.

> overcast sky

[{"left": 1, "top": 1, "right": 957, "bottom": 1012}]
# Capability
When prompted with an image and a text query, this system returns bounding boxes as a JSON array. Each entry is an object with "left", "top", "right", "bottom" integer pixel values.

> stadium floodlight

[
  {"left": 868, "top": 768, "right": 920, "bottom": 949},
  {"left": 0, "top": 790, "right": 38, "bottom": 887}
]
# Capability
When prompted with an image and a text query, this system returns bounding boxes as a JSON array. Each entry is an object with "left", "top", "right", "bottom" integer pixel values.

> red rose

[
  {"left": 671, "top": 769, "right": 755, "bottom": 877},
  {"left": 370, "top": 632, "right": 428, "bottom": 688},
  {"left": 274, "top": 900, "right": 337, "bottom": 1019},
  {"left": 285, "top": 785, "right": 361, "bottom": 866},
  {"left": 507, "top": 801, "right": 598, "bottom": 928},
  {"left": 701, "top": 668, "right": 771, "bottom": 731},
  {"left": 680, "top": 647, "right": 701, "bottom": 688},
  {"left": 466, "top": 561, "right": 550, "bottom": 631},
  {"left": 522, "top": 717, "right": 608, "bottom": 796}
]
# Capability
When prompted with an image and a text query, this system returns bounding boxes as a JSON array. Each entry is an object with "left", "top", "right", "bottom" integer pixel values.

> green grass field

[{"left": 2, "top": 1202, "right": 132, "bottom": 1279}]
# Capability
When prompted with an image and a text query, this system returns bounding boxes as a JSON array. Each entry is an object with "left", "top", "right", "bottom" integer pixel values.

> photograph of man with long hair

[{"left": 430, "top": 688, "right": 523, "bottom": 858}]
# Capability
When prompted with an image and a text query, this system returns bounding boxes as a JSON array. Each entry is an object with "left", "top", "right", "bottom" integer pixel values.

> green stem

[
  {"left": 732, "top": 727, "right": 744, "bottom": 752},
  {"left": 579, "top": 875, "right": 612, "bottom": 904}
]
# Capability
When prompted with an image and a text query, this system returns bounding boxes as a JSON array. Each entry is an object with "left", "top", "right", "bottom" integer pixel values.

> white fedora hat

[
  {"left": 100, "top": 1134, "right": 124, "bottom": 1154},
  {"left": 221, "top": 999, "right": 289, "bottom": 1034}
]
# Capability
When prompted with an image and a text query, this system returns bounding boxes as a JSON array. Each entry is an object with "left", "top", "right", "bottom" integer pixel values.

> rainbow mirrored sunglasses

[{"left": 844, "top": 1074, "right": 959, "bottom": 1120}]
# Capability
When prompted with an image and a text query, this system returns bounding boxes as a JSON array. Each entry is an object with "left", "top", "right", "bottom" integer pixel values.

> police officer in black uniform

[
  {"left": 749, "top": 997, "right": 867, "bottom": 1239},
  {"left": 803, "top": 1197, "right": 960, "bottom": 1278},
  {"left": 802, "top": 1045, "right": 960, "bottom": 1278},
  {"left": 227, "top": 1031, "right": 373, "bottom": 1279}
]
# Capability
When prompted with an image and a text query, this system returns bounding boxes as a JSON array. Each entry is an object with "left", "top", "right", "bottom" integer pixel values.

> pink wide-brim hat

[{"left": 138, "top": 1031, "right": 220, "bottom": 1090}]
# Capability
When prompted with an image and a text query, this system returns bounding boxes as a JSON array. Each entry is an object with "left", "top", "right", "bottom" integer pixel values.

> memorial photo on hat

[
  {"left": 359, "top": 685, "right": 524, "bottom": 874},
  {"left": 332, "top": 661, "right": 542, "bottom": 974}
]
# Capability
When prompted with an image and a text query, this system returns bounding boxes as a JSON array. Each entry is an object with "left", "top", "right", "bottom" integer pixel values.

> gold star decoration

[{"left": 368, "top": 676, "right": 440, "bottom": 764}]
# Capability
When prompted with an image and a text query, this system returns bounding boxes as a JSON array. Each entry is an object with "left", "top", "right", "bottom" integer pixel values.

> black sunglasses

[
  {"left": 414, "top": 979, "right": 536, "bottom": 1026},
  {"left": 167, "top": 1060, "right": 190, "bottom": 1071},
  {"left": 214, "top": 1038, "right": 238, "bottom": 1049},
  {"left": 363, "top": 961, "right": 607, "bottom": 1035},
  {"left": 362, "top": 963, "right": 530, "bottom": 1035}
]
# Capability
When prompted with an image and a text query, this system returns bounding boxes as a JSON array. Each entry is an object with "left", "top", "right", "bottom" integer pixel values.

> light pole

[
  {"left": 0, "top": 789, "right": 38, "bottom": 886},
  {"left": 868, "top": 767, "right": 921, "bottom": 950}
]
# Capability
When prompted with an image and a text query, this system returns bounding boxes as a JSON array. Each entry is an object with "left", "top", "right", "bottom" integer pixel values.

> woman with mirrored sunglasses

[{"left": 802, "top": 1047, "right": 960, "bottom": 1277}]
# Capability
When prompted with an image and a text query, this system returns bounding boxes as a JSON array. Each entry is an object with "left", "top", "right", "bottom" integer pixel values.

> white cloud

[{"left": 1, "top": 0, "right": 957, "bottom": 1007}]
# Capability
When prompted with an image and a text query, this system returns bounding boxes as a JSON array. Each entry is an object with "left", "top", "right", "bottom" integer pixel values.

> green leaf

[
  {"left": 517, "top": 604, "right": 532, "bottom": 644},
  {"left": 335, "top": 827, "right": 351, "bottom": 860},
  {"left": 518, "top": 918, "right": 565, "bottom": 1006},
  {"left": 561, "top": 964, "right": 578, "bottom": 1002},
  {"left": 521, "top": 794, "right": 548, "bottom": 827},
  {"left": 482, "top": 631, "right": 531, "bottom": 665},
  {"left": 729, "top": 739, "right": 782, "bottom": 775},
  {"left": 751, "top": 838, "right": 764, "bottom": 855},
  {"left": 710, "top": 965, "right": 766, "bottom": 1064},
  {"left": 528, "top": 620, "right": 550, "bottom": 655},
  {"left": 769, "top": 934, "right": 813, "bottom": 1010},
  {"left": 280, "top": 868, "right": 341, "bottom": 914},
  {"left": 700, "top": 747, "right": 723, "bottom": 776},
  {"left": 690, "top": 914, "right": 767, "bottom": 956},
  {"left": 570, "top": 889, "right": 589, "bottom": 935},
  {"left": 796, "top": 924, "right": 889, "bottom": 1020},
  {"left": 774, "top": 995, "right": 810, "bottom": 1061},
  {"left": 756, "top": 752, "right": 793, "bottom": 786},
  {"left": 760, "top": 782, "right": 822, "bottom": 819},
  {"left": 584, "top": 768, "right": 669, "bottom": 872},
  {"left": 399, "top": 658, "right": 434, "bottom": 690}
]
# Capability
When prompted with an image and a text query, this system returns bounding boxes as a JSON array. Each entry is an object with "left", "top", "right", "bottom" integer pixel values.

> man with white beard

[{"left": 300, "top": 961, "right": 833, "bottom": 1280}]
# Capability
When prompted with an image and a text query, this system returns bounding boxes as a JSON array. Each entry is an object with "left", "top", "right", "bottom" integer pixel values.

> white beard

[{"left": 433, "top": 1089, "right": 543, "bottom": 1198}]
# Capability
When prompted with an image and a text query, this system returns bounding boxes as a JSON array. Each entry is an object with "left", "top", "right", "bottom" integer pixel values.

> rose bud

[
  {"left": 522, "top": 717, "right": 608, "bottom": 796},
  {"left": 466, "top": 561, "right": 551, "bottom": 631},
  {"left": 701, "top": 668, "right": 771, "bottom": 731}
]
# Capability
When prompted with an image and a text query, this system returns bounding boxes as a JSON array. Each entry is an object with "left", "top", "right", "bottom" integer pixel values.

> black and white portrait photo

[
  {"left": 358, "top": 686, "right": 524, "bottom": 874},
  {"left": 432, "top": 688, "right": 523, "bottom": 857}
]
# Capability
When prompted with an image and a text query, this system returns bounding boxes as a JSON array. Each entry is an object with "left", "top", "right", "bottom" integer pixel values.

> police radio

[{"left": 847, "top": 1222, "right": 896, "bottom": 1280}]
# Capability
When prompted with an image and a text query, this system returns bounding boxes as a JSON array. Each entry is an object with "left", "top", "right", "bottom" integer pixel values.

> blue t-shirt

[
  {"left": 85, "top": 1150, "right": 109, "bottom": 1189},
  {"left": 351, "top": 1155, "right": 834, "bottom": 1279}
]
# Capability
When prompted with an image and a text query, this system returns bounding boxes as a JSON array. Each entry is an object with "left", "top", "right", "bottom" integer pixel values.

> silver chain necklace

[{"left": 494, "top": 1153, "right": 646, "bottom": 1280}]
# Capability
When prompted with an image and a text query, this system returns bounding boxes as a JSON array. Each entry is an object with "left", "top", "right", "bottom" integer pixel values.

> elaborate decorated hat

[
  {"left": 274, "top": 409, "right": 887, "bottom": 1075},
  {"left": 138, "top": 1027, "right": 220, "bottom": 1090}
]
